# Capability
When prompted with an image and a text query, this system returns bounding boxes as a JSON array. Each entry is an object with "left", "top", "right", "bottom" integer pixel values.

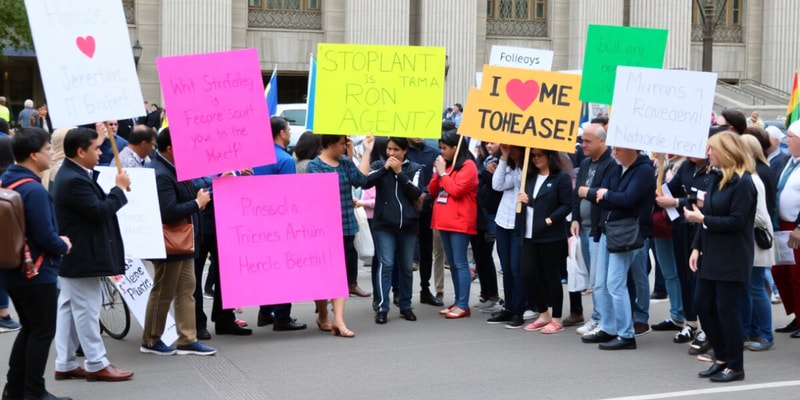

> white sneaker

[
  {"left": 582, "top": 326, "right": 602, "bottom": 338},
  {"left": 576, "top": 319, "right": 599, "bottom": 335},
  {"left": 771, "top": 293, "right": 781, "bottom": 304},
  {"left": 522, "top": 310, "right": 539, "bottom": 320}
]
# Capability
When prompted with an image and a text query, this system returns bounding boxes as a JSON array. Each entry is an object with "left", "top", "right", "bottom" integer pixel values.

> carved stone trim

[
  {"left": 123, "top": 2, "right": 135, "bottom": 25},
  {"left": 691, "top": 25, "right": 743, "bottom": 43},
  {"left": 487, "top": 19, "right": 547, "bottom": 38},
  {"left": 248, "top": 9, "right": 322, "bottom": 30}
]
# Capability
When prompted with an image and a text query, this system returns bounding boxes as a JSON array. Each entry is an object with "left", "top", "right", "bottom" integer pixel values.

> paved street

[{"left": 1, "top": 267, "right": 799, "bottom": 400}]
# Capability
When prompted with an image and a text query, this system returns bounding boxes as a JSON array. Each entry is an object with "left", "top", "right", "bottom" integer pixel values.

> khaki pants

[
  {"left": 143, "top": 259, "right": 196, "bottom": 346},
  {"left": 433, "top": 229, "right": 445, "bottom": 294}
]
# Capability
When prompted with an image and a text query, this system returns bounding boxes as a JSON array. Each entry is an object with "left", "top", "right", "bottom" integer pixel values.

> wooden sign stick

[
  {"left": 104, "top": 122, "right": 130, "bottom": 192},
  {"left": 656, "top": 153, "right": 665, "bottom": 196},
  {"left": 516, "top": 147, "right": 531, "bottom": 213}
]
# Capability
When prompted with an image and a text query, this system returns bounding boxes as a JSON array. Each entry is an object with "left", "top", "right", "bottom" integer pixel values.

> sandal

[
  {"left": 524, "top": 319, "right": 552, "bottom": 331},
  {"left": 316, "top": 318, "right": 332, "bottom": 332},
  {"left": 540, "top": 321, "right": 564, "bottom": 334},
  {"left": 331, "top": 324, "right": 355, "bottom": 338}
]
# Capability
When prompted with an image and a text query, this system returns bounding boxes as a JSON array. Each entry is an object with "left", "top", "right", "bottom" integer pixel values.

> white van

[{"left": 274, "top": 103, "right": 307, "bottom": 148}]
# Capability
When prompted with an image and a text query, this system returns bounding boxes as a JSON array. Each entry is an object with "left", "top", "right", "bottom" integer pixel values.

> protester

[
  {"left": 472, "top": 141, "right": 502, "bottom": 310},
  {"left": 1, "top": 128, "right": 72, "bottom": 400},
  {"left": 429, "top": 125, "right": 478, "bottom": 319},
  {"left": 686, "top": 131, "right": 755, "bottom": 382},
  {"left": 773, "top": 120, "right": 800, "bottom": 338}
]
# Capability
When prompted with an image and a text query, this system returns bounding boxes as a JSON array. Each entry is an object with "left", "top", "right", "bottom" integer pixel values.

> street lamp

[
  {"left": 132, "top": 40, "right": 143, "bottom": 69},
  {"left": 445, "top": 55, "right": 450, "bottom": 79}
]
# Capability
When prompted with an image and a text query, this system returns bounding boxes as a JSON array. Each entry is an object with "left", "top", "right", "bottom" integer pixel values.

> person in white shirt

[{"left": 773, "top": 120, "right": 800, "bottom": 338}]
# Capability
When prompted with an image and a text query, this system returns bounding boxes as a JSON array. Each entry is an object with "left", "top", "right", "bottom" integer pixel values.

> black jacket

[
  {"left": 692, "top": 172, "right": 756, "bottom": 283},
  {"left": 364, "top": 160, "right": 423, "bottom": 233},
  {"left": 52, "top": 159, "right": 127, "bottom": 277},
  {"left": 571, "top": 147, "right": 616, "bottom": 241},
  {"left": 150, "top": 153, "right": 201, "bottom": 261},
  {"left": 406, "top": 142, "right": 439, "bottom": 214},
  {"left": 599, "top": 154, "right": 656, "bottom": 238},
  {"left": 477, "top": 156, "right": 503, "bottom": 232},
  {"left": 515, "top": 170, "right": 572, "bottom": 242}
]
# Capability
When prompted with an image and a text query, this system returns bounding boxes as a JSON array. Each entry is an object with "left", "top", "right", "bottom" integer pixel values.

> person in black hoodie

[
  {"left": 473, "top": 141, "right": 502, "bottom": 307},
  {"left": 364, "top": 138, "right": 424, "bottom": 324},
  {"left": 1, "top": 128, "right": 72, "bottom": 400}
]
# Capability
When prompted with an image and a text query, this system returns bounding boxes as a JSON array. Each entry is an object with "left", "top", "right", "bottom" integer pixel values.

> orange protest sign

[{"left": 458, "top": 65, "right": 582, "bottom": 152}]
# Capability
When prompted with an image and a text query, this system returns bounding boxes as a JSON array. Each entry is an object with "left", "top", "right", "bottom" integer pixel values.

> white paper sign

[
  {"left": 774, "top": 231, "right": 796, "bottom": 265},
  {"left": 489, "top": 45, "right": 554, "bottom": 71},
  {"left": 475, "top": 72, "right": 483, "bottom": 88},
  {"left": 112, "top": 259, "right": 178, "bottom": 345},
  {"left": 606, "top": 67, "right": 717, "bottom": 158},
  {"left": 95, "top": 167, "right": 166, "bottom": 259},
  {"left": 25, "top": 0, "right": 145, "bottom": 128},
  {"left": 660, "top": 183, "right": 680, "bottom": 221}
]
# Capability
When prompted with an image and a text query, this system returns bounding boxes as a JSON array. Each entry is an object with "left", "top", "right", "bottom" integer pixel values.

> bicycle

[{"left": 99, "top": 276, "right": 131, "bottom": 340}]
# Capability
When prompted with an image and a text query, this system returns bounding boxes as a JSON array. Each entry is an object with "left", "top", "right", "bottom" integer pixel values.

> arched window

[
  {"left": 691, "top": 0, "right": 743, "bottom": 42},
  {"left": 487, "top": 0, "right": 547, "bottom": 37},
  {"left": 248, "top": 0, "right": 321, "bottom": 29}
]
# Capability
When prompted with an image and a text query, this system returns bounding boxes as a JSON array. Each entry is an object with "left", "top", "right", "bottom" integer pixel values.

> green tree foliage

[{"left": 1, "top": 0, "right": 33, "bottom": 51}]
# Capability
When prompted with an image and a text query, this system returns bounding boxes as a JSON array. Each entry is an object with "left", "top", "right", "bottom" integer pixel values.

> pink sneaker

[
  {"left": 540, "top": 321, "right": 564, "bottom": 334},
  {"left": 524, "top": 319, "right": 551, "bottom": 331}
]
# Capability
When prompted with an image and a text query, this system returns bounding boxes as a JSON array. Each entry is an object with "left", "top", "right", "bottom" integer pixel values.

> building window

[
  {"left": 250, "top": 0, "right": 320, "bottom": 11},
  {"left": 691, "top": 0, "right": 743, "bottom": 42},
  {"left": 486, "top": 0, "right": 547, "bottom": 37}
]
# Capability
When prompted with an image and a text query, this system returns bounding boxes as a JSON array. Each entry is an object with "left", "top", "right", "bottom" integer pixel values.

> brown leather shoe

[
  {"left": 86, "top": 365, "right": 133, "bottom": 382},
  {"left": 54, "top": 366, "right": 89, "bottom": 380},
  {"left": 562, "top": 313, "right": 585, "bottom": 327},
  {"left": 348, "top": 285, "right": 371, "bottom": 298}
]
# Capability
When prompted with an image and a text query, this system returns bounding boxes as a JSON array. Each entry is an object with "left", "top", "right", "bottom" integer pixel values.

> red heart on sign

[
  {"left": 505, "top": 79, "right": 540, "bottom": 111},
  {"left": 76, "top": 36, "right": 96, "bottom": 58}
]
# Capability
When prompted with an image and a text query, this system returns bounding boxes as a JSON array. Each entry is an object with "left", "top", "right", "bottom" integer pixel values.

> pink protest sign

[
  {"left": 212, "top": 173, "right": 347, "bottom": 308},
  {"left": 156, "top": 49, "right": 276, "bottom": 181}
]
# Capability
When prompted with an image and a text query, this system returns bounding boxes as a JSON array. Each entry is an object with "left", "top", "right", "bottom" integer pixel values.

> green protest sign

[{"left": 579, "top": 25, "right": 668, "bottom": 105}]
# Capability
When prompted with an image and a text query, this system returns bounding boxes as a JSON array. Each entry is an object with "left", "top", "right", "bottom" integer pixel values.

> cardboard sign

[
  {"left": 213, "top": 174, "right": 347, "bottom": 309},
  {"left": 111, "top": 259, "right": 177, "bottom": 345},
  {"left": 313, "top": 44, "right": 445, "bottom": 138},
  {"left": 156, "top": 49, "right": 276, "bottom": 181},
  {"left": 607, "top": 67, "right": 717, "bottom": 158},
  {"left": 489, "top": 45, "right": 554, "bottom": 71},
  {"left": 580, "top": 25, "right": 668, "bottom": 105},
  {"left": 24, "top": 0, "right": 145, "bottom": 128},
  {"left": 458, "top": 65, "right": 582, "bottom": 152},
  {"left": 95, "top": 166, "right": 166, "bottom": 259}
]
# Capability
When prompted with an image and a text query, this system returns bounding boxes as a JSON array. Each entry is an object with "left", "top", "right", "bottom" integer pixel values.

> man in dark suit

[{"left": 51, "top": 126, "right": 134, "bottom": 382}]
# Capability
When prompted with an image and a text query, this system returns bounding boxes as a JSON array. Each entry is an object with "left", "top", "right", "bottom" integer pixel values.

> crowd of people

[{"left": 1, "top": 102, "right": 799, "bottom": 399}]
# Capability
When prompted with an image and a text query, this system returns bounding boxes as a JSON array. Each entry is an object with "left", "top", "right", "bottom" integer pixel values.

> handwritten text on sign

[
  {"left": 458, "top": 65, "right": 583, "bottom": 152},
  {"left": 95, "top": 167, "right": 166, "bottom": 259},
  {"left": 156, "top": 49, "right": 276, "bottom": 181},
  {"left": 313, "top": 44, "right": 446, "bottom": 138},
  {"left": 489, "top": 45, "right": 554, "bottom": 71},
  {"left": 607, "top": 67, "right": 717, "bottom": 158},
  {"left": 579, "top": 25, "right": 668, "bottom": 105},
  {"left": 111, "top": 259, "right": 178, "bottom": 345},
  {"left": 213, "top": 174, "right": 347, "bottom": 309},
  {"left": 24, "top": 0, "right": 145, "bottom": 128}
]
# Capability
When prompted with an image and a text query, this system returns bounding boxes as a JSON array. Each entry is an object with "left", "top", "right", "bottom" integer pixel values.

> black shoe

[
  {"left": 196, "top": 328, "right": 212, "bottom": 340},
  {"left": 372, "top": 301, "right": 379, "bottom": 312},
  {"left": 709, "top": 369, "right": 745, "bottom": 383},
  {"left": 775, "top": 318, "right": 797, "bottom": 333},
  {"left": 393, "top": 292, "right": 399, "bottom": 306},
  {"left": 582, "top": 330, "right": 615, "bottom": 343},
  {"left": 599, "top": 337, "right": 637, "bottom": 350},
  {"left": 273, "top": 320, "right": 307, "bottom": 331},
  {"left": 486, "top": 310, "right": 513, "bottom": 324},
  {"left": 650, "top": 291, "right": 667, "bottom": 300},
  {"left": 2, "top": 385, "right": 22, "bottom": 400},
  {"left": 24, "top": 392, "right": 72, "bottom": 400},
  {"left": 651, "top": 318, "right": 683, "bottom": 331},
  {"left": 215, "top": 323, "right": 253, "bottom": 336},
  {"left": 790, "top": 329, "right": 800, "bottom": 338},
  {"left": 504, "top": 314, "right": 525, "bottom": 329},
  {"left": 698, "top": 362, "right": 726, "bottom": 378},
  {"left": 257, "top": 313, "right": 274, "bottom": 327},
  {"left": 400, "top": 309, "right": 417, "bottom": 321},
  {"left": 375, "top": 312, "right": 388, "bottom": 324},
  {"left": 634, "top": 322, "right": 651, "bottom": 336},
  {"left": 420, "top": 290, "right": 444, "bottom": 306}
]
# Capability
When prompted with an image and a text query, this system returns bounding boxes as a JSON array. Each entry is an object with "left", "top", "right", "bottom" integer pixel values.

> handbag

[
  {"left": 605, "top": 217, "right": 644, "bottom": 253},
  {"left": 754, "top": 226, "right": 773, "bottom": 250},
  {"left": 353, "top": 207, "right": 374, "bottom": 258},
  {"left": 651, "top": 209, "right": 673, "bottom": 238},
  {"left": 567, "top": 236, "right": 589, "bottom": 292},
  {"left": 162, "top": 218, "right": 194, "bottom": 255}
]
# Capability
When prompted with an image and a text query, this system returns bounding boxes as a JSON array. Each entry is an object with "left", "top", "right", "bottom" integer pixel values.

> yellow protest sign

[
  {"left": 459, "top": 65, "right": 582, "bottom": 152},
  {"left": 313, "top": 43, "right": 445, "bottom": 138}
]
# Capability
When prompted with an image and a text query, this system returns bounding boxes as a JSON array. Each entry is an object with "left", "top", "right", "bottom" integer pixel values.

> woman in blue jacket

[{"left": 364, "top": 138, "right": 424, "bottom": 324}]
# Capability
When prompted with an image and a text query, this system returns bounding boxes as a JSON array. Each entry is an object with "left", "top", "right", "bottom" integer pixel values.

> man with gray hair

[
  {"left": 773, "top": 120, "right": 800, "bottom": 338},
  {"left": 17, "top": 99, "right": 36, "bottom": 128},
  {"left": 766, "top": 125, "right": 789, "bottom": 185},
  {"left": 569, "top": 123, "right": 616, "bottom": 333}
]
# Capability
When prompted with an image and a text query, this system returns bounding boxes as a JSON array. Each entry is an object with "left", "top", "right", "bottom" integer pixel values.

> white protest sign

[
  {"left": 112, "top": 259, "right": 178, "bottom": 345},
  {"left": 489, "top": 45, "right": 554, "bottom": 71},
  {"left": 476, "top": 72, "right": 483, "bottom": 88},
  {"left": 606, "top": 67, "right": 717, "bottom": 158},
  {"left": 95, "top": 167, "right": 166, "bottom": 259},
  {"left": 24, "top": 0, "right": 145, "bottom": 128}
]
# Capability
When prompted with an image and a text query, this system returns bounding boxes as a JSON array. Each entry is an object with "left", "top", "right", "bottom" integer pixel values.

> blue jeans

[
  {"left": 439, "top": 231, "right": 471, "bottom": 310},
  {"left": 0, "top": 288, "right": 9, "bottom": 309},
  {"left": 374, "top": 229, "right": 416, "bottom": 313},
  {"left": 653, "top": 237, "right": 684, "bottom": 323},
  {"left": 496, "top": 227, "right": 524, "bottom": 314},
  {"left": 742, "top": 267, "right": 773, "bottom": 343},
  {"left": 580, "top": 227, "right": 600, "bottom": 321},
  {"left": 627, "top": 238, "right": 650, "bottom": 324},
  {"left": 594, "top": 234, "right": 636, "bottom": 339}
]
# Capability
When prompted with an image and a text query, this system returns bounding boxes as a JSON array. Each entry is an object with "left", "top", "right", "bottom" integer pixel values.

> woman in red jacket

[{"left": 429, "top": 125, "right": 478, "bottom": 318}]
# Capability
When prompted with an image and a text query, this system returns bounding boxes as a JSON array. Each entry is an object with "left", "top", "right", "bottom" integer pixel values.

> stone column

[
  {"left": 761, "top": 0, "right": 799, "bottom": 90},
  {"left": 161, "top": 0, "right": 232, "bottom": 56},
  {"left": 630, "top": 0, "right": 691, "bottom": 70},
  {"left": 344, "top": 0, "right": 410, "bottom": 45},
  {"left": 568, "top": 0, "right": 624, "bottom": 70}
]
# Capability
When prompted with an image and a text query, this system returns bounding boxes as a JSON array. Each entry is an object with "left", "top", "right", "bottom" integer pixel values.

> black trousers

[
  {"left": 521, "top": 239, "right": 568, "bottom": 318},
  {"left": 344, "top": 235, "right": 359, "bottom": 286},
  {"left": 470, "top": 231, "right": 499, "bottom": 298},
  {"left": 6, "top": 284, "right": 58, "bottom": 398},
  {"left": 194, "top": 233, "right": 215, "bottom": 330},
  {"left": 417, "top": 211, "right": 434, "bottom": 289},
  {"left": 696, "top": 277, "right": 746, "bottom": 371}
]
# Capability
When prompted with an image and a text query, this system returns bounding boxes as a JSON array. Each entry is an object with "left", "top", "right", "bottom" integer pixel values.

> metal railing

[
  {"left": 716, "top": 80, "right": 765, "bottom": 106},
  {"left": 739, "top": 79, "right": 792, "bottom": 98}
]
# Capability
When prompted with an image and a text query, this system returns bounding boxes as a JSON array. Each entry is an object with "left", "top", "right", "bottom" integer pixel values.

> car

[
  {"left": 763, "top": 120, "right": 786, "bottom": 133},
  {"left": 274, "top": 103, "right": 308, "bottom": 148}
]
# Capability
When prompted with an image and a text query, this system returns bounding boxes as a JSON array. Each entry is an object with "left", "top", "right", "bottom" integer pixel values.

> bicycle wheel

[{"left": 99, "top": 278, "right": 131, "bottom": 340}]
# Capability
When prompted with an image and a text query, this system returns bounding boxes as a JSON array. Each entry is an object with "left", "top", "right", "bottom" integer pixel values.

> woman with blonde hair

[
  {"left": 739, "top": 134, "right": 776, "bottom": 351},
  {"left": 41, "top": 126, "right": 73, "bottom": 190},
  {"left": 685, "top": 131, "right": 756, "bottom": 382}
]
